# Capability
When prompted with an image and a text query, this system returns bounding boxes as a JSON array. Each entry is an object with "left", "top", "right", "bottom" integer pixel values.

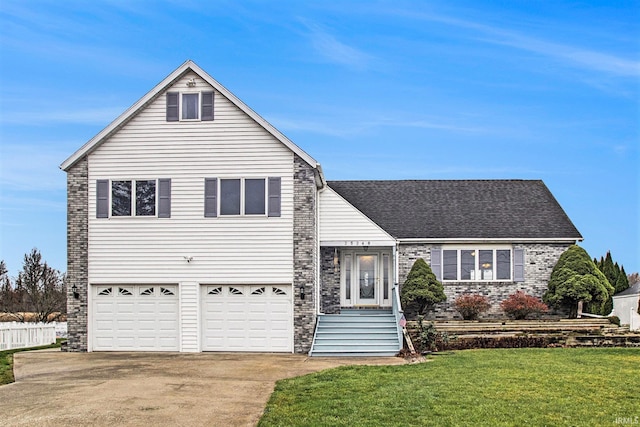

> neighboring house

[
  {"left": 612, "top": 283, "right": 640, "bottom": 330},
  {"left": 62, "top": 61, "right": 582, "bottom": 355}
]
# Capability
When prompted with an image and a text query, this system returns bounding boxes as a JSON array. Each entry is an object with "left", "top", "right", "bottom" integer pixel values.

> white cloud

[
  {"left": 300, "top": 20, "right": 374, "bottom": 70},
  {"left": 270, "top": 111, "right": 492, "bottom": 138},
  {"left": 393, "top": 10, "right": 640, "bottom": 78}
]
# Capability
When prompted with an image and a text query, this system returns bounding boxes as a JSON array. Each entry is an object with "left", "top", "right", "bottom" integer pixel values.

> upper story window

[
  {"left": 204, "top": 177, "right": 281, "bottom": 218},
  {"left": 96, "top": 179, "right": 171, "bottom": 218},
  {"left": 166, "top": 91, "right": 214, "bottom": 122}
]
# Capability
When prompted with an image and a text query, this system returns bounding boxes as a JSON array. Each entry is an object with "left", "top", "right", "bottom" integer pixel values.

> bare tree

[
  {"left": 0, "top": 260, "right": 25, "bottom": 321},
  {"left": 13, "top": 249, "right": 66, "bottom": 322},
  {"left": 628, "top": 272, "right": 639, "bottom": 287}
]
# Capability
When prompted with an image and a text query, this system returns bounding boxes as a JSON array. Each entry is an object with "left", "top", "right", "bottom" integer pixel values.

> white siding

[
  {"left": 319, "top": 187, "right": 395, "bottom": 245},
  {"left": 88, "top": 72, "right": 294, "bottom": 284},
  {"left": 180, "top": 282, "right": 199, "bottom": 352}
]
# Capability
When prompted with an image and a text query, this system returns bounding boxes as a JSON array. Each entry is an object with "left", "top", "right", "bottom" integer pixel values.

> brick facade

[
  {"left": 65, "top": 157, "right": 89, "bottom": 351},
  {"left": 292, "top": 155, "right": 318, "bottom": 353},
  {"left": 320, "top": 246, "right": 341, "bottom": 314},
  {"left": 397, "top": 242, "right": 571, "bottom": 320}
]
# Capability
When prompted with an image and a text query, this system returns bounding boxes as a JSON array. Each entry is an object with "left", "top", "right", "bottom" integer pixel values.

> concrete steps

[{"left": 310, "top": 309, "right": 401, "bottom": 357}]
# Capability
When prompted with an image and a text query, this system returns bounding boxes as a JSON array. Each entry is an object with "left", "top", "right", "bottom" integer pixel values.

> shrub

[
  {"left": 453, "top": 294, "right": 491, "bottom": 320},
  {"left": 543, "top": 245, "right": 614, "bottom": 318},
  {"left": 415, "top": 315, "right": 449, "bottom": 352},
  {"left": 441, "top": 335, "right": 552, "bottom": 350},
  {"left": 500, "top": 291, "right": 548, "bottom": 320},
  {"left": 401, "top": 258, "right": 446, "bottom": 316},
  {"left": 607, "top": 316, "right": 621, "bottom": 326}
]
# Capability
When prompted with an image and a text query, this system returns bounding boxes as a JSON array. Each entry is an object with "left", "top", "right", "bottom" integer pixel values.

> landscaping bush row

[{"left": 453, "top": 291, "right": 549, "bottom": 321}]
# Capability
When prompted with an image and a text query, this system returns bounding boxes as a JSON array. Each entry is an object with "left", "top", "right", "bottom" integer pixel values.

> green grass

[
  {"left": 0, "top": 339, "right": 64, "bottom": 385},
  {"left": 259, "top": 348, "right": 639, "bottom": 426}
]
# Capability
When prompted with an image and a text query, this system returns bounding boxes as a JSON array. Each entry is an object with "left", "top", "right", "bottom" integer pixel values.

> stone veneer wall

[
  {"left": 398, "top": 242, "right": 572, "bottom": 320},
  {"left": 320, "top": 246, "right": 341, "bottom": 314},
  {"left": 292, "top": 155, "right": 317, "bottom": 353},
  {"left": 65, "top": 157, "right": 89, "bottom": 351}
]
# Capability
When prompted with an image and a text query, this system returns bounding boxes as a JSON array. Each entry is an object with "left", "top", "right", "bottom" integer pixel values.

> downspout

[
  {"left": 316, "top": 186, "right": 324, "bottom": 316},
  {"left": 394, "top": 241, "right": 400, "bottom": 286}
]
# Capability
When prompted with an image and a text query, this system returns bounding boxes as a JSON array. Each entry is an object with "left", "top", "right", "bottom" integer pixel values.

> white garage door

[
  {"left": 201, "top": 285, "right": 293, "bottom": 352},
  {"left": 92, "top": 285, "right": 179, "bottom": 351}
]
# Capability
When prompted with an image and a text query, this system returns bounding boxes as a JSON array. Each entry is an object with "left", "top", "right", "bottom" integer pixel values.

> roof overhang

[
  {"left": 397, "top": 237, "right": 583, "bottom": 244},
  {"left": 60, "top": 60, "right": 323, "bottom": 185}
]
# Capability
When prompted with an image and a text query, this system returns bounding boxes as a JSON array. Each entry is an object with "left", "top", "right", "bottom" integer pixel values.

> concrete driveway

[{"left": 1, "top": 350, "right": 405, "bottom": 426}]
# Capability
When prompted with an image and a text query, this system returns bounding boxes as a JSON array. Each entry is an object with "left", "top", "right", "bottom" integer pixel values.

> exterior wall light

[
  {"left": 71, "top": 284, "right": 80, "bottom": 300},
  {"left": 299, "top": 285, "right": 306, "bottom": 300}
]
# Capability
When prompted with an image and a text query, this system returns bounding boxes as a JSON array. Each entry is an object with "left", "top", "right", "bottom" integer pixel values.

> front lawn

[
  {"left": 259, "top": 348, "right": 639, "bottom": 426},
  {"left": 0, "top": 339, "right": 63, "bottom": 385}
]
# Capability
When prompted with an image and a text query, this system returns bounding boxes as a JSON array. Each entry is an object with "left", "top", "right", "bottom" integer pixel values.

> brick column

[
  {"left": 292, "top": 155, "right": 317, "bottom": 353},
  {"left": 65, "top": 157, "right": 89, "bottom": 351}
]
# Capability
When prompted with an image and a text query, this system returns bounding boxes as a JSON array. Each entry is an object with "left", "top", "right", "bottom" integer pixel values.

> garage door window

[
  {"left": 201, "top": 284, "right": 293, "bottom": 352},
  {"left": 119, "top": 287, "right": 133, "bottom": 296}
]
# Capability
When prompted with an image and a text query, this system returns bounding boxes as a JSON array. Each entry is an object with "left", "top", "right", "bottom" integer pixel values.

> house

[
  {"left": 612, "top": 283, "right": 640, "bottom": 330},
  {"left": 61, "top": 60, "right": 582, "bottom": 355}
]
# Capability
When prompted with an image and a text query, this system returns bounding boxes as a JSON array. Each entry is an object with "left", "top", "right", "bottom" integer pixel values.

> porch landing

[{"left": 309, "top": 309, "right": 402, "bottom": 357}]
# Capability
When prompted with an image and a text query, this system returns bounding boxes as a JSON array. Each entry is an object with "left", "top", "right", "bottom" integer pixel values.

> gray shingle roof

[
  {"left": 614, "top": 282, "right": 640, "bottom": 297},
  {"left": 327, "top": 180, "right": 582, "bottom": 240}
]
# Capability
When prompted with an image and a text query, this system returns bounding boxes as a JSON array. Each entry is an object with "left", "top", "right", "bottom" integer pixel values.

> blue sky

[{"left": 0, "top": 1, "right": 638, "bottom": 276}]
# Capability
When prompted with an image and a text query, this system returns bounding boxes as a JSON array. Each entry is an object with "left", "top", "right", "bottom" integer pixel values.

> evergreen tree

[
  {"left": 601, "top": 252, "right": 617, "bottom": 289},
  {"left": 615, "top": 266, "right": 630, "bottom": 293},
  {"left": 544, "top": 245, "right": 614, "bottom": 318},
  {"left": 400, "top": 258, "right": 446, "bottom": 316}
]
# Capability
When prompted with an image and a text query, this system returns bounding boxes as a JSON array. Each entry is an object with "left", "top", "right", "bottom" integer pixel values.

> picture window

[{"left": 441, "top": 248, "right": 512, "bottom": 282}]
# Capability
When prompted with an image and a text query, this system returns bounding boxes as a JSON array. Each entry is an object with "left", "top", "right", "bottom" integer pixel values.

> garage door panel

[
  {"left": 201, "top": 285, "right": 292, "bottom": 352},
  {"left": 92, "top": 285, "right": 179, "bottom": 351}
]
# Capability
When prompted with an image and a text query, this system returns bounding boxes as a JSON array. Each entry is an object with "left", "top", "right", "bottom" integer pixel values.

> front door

[{"left": 356, "top": 254, "right": 377, "bottom": 305}]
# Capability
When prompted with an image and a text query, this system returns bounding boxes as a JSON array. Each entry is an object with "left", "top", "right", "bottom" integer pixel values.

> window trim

[
  {"left": 216, "top": 177, "right": 269, "bottom": 217},
  {"left": 180, "top": 92, "right": 201, "bottom": 121},
  {"left": 439, "top": 246, "right": 513, "bottom": 282},
  {"left": 167, "top": 90, "right": 214, "bottom": 122},
  {"left": 99, "top": 179, "right": 170, "bottom": 219}
]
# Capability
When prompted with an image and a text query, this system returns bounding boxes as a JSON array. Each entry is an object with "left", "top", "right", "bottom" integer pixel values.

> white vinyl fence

[
  {"left": 0, "top": 322, "right": 60, "bottom": 350},
  {"left": 630, "top": 308, "right": 640, "bottom": 332}
]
